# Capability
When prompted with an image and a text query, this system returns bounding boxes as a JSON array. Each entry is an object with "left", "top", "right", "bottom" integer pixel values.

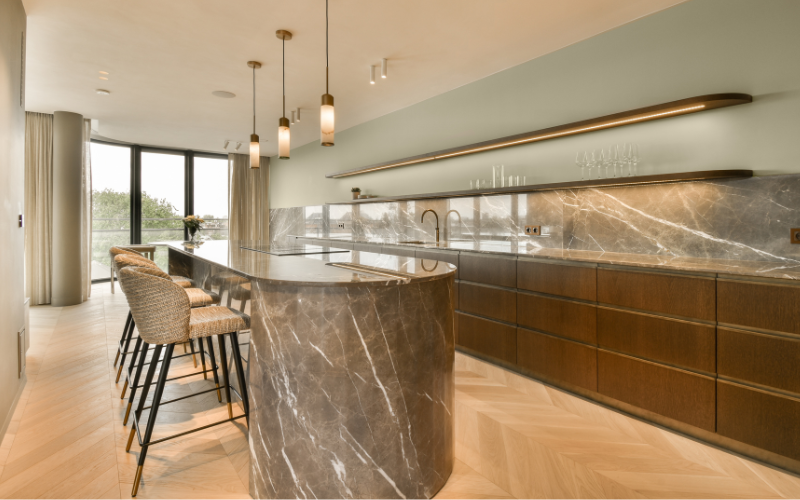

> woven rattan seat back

[
  {"left": 114, "top": 254, "right": 159, "bottom": 294},
  {"left": 110, "top": 246, "right": 142, "bottom": 259},
  {"left": 118, "top": 267, "right": 191, "bottom": 345}
]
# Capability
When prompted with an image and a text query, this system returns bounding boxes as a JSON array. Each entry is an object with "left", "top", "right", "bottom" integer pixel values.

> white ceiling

[{"left": 22, "top": 0, "right": 684, "bottom": 155}]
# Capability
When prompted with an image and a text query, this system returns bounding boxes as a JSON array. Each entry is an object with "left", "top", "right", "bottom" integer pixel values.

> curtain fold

[
  {"left": 228, "top": 153, "right": 270, "bottom": 242},
  {"left": 24, "top": 112, "right": 53, "bottom": 305},
  {"left": 81, "top": 119, "right": 92, "bottom": 301}
]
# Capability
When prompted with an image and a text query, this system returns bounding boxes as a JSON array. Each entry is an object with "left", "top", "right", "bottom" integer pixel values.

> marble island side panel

[{"left": 248, "top": 276, "right": 455, "bottom": 499}]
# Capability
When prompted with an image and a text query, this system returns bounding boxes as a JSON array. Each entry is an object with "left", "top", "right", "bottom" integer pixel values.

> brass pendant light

[
  {"left": 277, "top": 30, "right": 292, "bottom": 159},
  {"left": 320, "top": 0, "right": 334, "bottom": 146},
  {"left": 247, "top": 61, "right": 262, "bottom": 168}
]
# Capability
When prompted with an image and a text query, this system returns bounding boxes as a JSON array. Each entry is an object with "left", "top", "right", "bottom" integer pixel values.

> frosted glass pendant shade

[
  {"left": 321, "top": 94, "right": 335, "bottom": 147},
  {"left": 250, "top": 134, "right": 260, "bottom": 169},
  {"left": 278, "top": 117, "right": 290, "bottom": 159}
]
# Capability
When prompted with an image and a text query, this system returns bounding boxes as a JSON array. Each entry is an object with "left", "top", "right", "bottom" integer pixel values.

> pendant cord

[
  {"left": 325, "top": 0, "right": 329, "bottom": 94},
  {"left": 252, "top": 66, "right": 256, "bottom": 134},
  {"left": 282, "top": 38, "right": 286, "bottom": 118}
]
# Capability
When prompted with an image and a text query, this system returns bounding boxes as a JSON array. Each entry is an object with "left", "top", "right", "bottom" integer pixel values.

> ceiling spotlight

[
  {"left": 235, "top": 142, "right": 242, "bottom": 151},
  {"left": 99, "top": 71, "right": 109, "bottom": 75},
  {"left": 99, "top": 76, "right": 108, "bottom": 80},
  {"left": 224, "top": 140, "right": 230, "bottom": 149},
  {"left": 369, "top": 65, "right": 376, "bottom": 85},
  {"left": 381, "top": 58, "right": 388, "bottom": 79},
  {"left": 212, "top": 90, "right": 236, "bottom": 98},
  {"left": 295, "top": 108, "right": 300, "bottom": 122},
  {"left": 96, "top": 89, "right": 110, "bottom": 95}
]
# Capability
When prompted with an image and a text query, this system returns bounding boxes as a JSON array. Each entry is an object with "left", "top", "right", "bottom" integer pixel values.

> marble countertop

[
  {"left": 159, "top": 240, "right": 455, "bottom": 286},
  {"left": 292, "top": 235, "right": 800, "bottom": 281}
]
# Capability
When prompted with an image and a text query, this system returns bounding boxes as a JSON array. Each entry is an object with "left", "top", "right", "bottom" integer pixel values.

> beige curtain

[
  {"left": 24, "top": 112, "right": 53, "bottom": 305},
  {"left": 81, "top": 119, "right": 92, "bottom": 301},
  {"left": 228, "top": 153, "right": 270, "bottom": 241}
]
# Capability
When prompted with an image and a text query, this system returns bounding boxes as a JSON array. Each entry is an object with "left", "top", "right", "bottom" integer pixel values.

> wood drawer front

[
  {"left": 417, "top": 250, "right": 459, "bottom": 279},
  {"left": 459, "top": 253, "right": 516, "bottom": 288},
  {"left": 717, "top": 380, "right": 800, "bottom": 462},
  {"left": 380, "top": 245, "right": 416, "bottom": 258},
  {"left": 718, "top": 328, "right": 800, "bottom": 395},
  {"left": 456, "top": 313, "right": 516, "bottom": 364},
  {"left": 597, "top": 269, "right": 715, "bottom": 321},
  {"left": 517, "top": 293, "right": 597, "bottom": 345},
  {"left": 597, "top": 350, "right": 715, "bottom": 431},
  {"left": 517, "top": 328, "right": 597, "bottom": 391},
  {"left": 459, "top": 282, "right": 516, "bottom": 324},
  {"left": 517, "top": 260, "right": 596, "bottom": 301},
  {"left": 597, "top": 308, "right": 716, "bottom": 373},
  {"left": 718, "top": 279, "right": 800, "bottom": 336}
]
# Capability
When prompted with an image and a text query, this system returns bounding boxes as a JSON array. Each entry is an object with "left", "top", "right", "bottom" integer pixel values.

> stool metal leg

[
  {"left": 230, "top": 332, "right": 249, "bottom": 424},
  {"left": 189, "top": 339, "right": 198, "bottom": 368},
  {"left": 114, "top": 312, "right": 132, "bottom": 368},
  {"left": 217, "top": 334, "right": 232, "bottom": 419},
  {"left": 206, "top": 336, "right": 222, "bottom": 402},
  {"left": 124, "top": 340, "right": 149, "bottom": 425},
  {"left": 198, "top": 339, "right": 207, "bottom": 380},
  {"left": 116, "top": 317, "right": 136, "bottom": 383},
  {"left": 127, "top": 343, "right": 163, "bottom": 453},
  {"left": 131, "top": 343, "right": 172, "bottom": 497},
  {"left": 120, "top": 337, "right": 142, "bottom": 400}
]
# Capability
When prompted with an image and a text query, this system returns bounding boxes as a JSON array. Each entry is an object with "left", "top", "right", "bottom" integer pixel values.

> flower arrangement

[
  {"left": 351, "top": 187, "right": 361, "bottom": 199},
  {"left": 183, "top": 215, "right": 205, "bottom": 242}
]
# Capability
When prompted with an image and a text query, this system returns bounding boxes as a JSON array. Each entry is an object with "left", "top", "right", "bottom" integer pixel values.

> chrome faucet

[{"left": 421, "top": 209, "right": 440, "bottom": 243}]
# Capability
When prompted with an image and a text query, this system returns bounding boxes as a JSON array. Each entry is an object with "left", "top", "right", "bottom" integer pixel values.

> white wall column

[{"left": 51, "top": 111, "right": 84, "bottom": 306}]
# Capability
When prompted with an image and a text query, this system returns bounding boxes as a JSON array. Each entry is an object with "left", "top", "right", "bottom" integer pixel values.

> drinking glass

[
  {"left": 515, "top": 175, "right": 520, "bottom": 186},
  {"left": 611, "top": 145, "right": 620, "bottom": 178},
  {"left": 575, "top": 151, "right": 587, "bottom": 180},
  {"left": 631, "top": 144, "right": 640, "bottom": 176},
  {"left": 620, "top": 143, "right": 631, "bottom": 176},
  {"left": 587, "top": 150, "right": 598, "bottom": 180},
  {"left": 598, "top": 149, "right": 607, "bottom": 179}
]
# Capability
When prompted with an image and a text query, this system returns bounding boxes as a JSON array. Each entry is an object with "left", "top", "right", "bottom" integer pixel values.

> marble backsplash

[{"left": 269, "top": 174, "right": 800, "bottom": 264}]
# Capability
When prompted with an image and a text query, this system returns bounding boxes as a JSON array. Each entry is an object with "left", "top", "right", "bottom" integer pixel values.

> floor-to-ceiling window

[
  {"left": 193, "top": 155, "right": 229, "bottom": 240},
  {"left": 90, "top": 142, "right": 132, "bottom": 281},
  {"left": 89, "top": 141, "right": 228, "bottom": 281}
]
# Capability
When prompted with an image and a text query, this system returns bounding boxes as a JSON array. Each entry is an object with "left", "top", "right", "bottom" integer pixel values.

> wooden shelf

[{"left": 327, "top": 169, "right": 753, "bottom": 205}]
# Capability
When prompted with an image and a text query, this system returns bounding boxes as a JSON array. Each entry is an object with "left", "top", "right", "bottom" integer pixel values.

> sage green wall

[
  {"left": 0, "top": 0, "right": 27, "bottom": 438},
  {"left": 270, "top": 0, "right": 800, "bottom": 208}
]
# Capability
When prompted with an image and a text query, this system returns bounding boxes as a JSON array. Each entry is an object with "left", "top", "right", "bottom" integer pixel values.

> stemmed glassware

[
  {"left": 630, "top": 144, "right": 639, "bottom": 176},
  {"left": 575, "top": 152, "right": 587, "bottom": 180}
]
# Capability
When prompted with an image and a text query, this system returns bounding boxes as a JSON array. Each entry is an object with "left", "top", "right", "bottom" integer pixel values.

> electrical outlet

[
  {"left": 524, "top": 225, "right": 541, "bottom": 236},
  {"left": 338, "top": 223, "right": 345, "bottom": 229},
  {"left": 791, "top": 228, "right": 800, "bottom": 244}
]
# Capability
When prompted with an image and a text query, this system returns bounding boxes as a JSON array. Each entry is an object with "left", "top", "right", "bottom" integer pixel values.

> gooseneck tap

[
  {"left": 445, "top": 210, "right": 461, "bottom": 240},
  {"left": 421, "top": 209, "right": 440, "bottom": 243}
]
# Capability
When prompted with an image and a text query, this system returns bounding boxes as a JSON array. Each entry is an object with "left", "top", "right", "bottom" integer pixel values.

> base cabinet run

[{"left": 455, "top": 256, "right": 800, "bottom": 474}]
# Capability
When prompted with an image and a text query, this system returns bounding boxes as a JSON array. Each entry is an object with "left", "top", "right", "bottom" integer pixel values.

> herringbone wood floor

[{"left": 2, "top": 284, "right": 799, "bottom": 498}]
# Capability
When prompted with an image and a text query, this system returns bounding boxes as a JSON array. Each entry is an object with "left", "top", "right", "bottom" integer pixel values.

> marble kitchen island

[{"left": 163, "top": 240, "right": 456, "bottom": 499}]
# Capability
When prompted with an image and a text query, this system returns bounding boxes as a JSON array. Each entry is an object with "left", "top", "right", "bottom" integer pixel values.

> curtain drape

[
  {"left": 228, "top": 153, "right": 270, "bottom": 242},
  {"left": 24, "top": 112, "right": 53, "bottom": 306},
  {"left": 24, "top": 113, "right": 92, "bottom": 305},
  {"left": 81, "top": 118, "right": 92, "bottom": 301}
]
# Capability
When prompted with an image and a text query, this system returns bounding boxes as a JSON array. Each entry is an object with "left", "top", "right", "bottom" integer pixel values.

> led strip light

[{"left": 326, "top": 93, "right": 751, "bottom": 178}]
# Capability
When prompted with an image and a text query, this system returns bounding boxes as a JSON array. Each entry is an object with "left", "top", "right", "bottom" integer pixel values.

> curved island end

[{"left": 164, "top": 241, "right": 456, "bottom": 499}]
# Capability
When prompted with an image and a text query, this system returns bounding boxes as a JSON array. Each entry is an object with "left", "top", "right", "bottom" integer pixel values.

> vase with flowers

[{"left": 182, "top": 215, "right": 205, "bottom": 242}]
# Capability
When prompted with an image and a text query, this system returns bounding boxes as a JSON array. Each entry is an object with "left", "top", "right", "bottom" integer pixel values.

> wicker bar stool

[
  {"left": 118, "top": 266, "right": 250, "bottom": 497},
  {"left": 109, "top": 245, "right": 157, "bottom": 293},
  {"left": 113, "top": 252, "right": 209, "bottom": 386}
]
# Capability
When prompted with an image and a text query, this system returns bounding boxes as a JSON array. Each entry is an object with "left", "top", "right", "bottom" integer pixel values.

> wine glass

[
  {"left": 597, "top": 149, "right": 607, "bottom": 179},
  {"left": 620, "top": 143, "right": 631, "bottom": 176},
  {"left": 575, "top": 151, "right": 587, "bottom": 180},
  {"left": 611, "top": 145, "right": 620, "bottom": 178},
  {"left": 587, "top": 151, "right": 597, "bottom": 180},
  {"left": 631, "top": 144, "right": 640, "bottom": 176}
]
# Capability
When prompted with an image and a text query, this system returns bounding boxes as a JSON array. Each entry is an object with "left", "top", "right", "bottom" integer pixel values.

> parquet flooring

[{"left": 2, "top": 283, "right": 799, "bottom": 498}]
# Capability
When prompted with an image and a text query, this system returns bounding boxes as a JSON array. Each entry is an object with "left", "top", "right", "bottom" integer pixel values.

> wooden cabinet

[
  {"left": 517, "top": 328, "right": 597, "bottom": 391},
  {"left": 597, "top": 307, "right": 716, "bottom": 373},
  {"left": 459, "top": 282, "right": 516, "bottom": 324},
  {"left": 459, "top": 253, "right": 516, "bottom": 288},
  {"left": 597, "top": 269, "right": 715, "bottom": 321},
  {"left": 597, "top": 350, "right": 716, "bottom": 432},
  {"left": 718, "top": 279, "right": 800, "bottom": 336},
  {"left": 456, "top": 312, "right": 516, "bottom": 364},
  {"left": 717, "top": 380, "right": 800, "bottom": 462},
  {"left": 718, "top": 327, "right": 800, "bottom": 395},
  {"left": 517, "top": 292, "right": 597, "bottom": 345},
  {"left": 517, "top": 259, "right": 596, "bottom": 301}
]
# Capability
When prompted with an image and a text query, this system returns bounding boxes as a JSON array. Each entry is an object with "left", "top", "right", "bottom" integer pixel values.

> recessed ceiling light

[
  {"left": 96, "top": 89, "right": 110, "bottom": 95},
  {"left": 99, "top": 71, "right": 109, "bottom": 75},
  {"left": 212, "top": 90, "right": 236, "bottom": 98},
  {"left": 99, "top": 76, "right": 108, "bottom": 80}
]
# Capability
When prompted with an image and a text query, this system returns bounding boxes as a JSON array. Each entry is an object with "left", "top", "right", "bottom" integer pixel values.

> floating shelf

[
  {"left": 327, "top": 169, "right": 753, "bottom": 205},
  {"left": 325, "top": 93, "right": 752, "bottom": 179}
]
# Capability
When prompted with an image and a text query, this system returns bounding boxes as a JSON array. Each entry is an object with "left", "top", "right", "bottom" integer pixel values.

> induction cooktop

[{"left": 240, "top": 244, "right": 351, "bottom": 256}]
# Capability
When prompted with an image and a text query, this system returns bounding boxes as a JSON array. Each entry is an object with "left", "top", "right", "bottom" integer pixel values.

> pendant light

[
  {"left": 276, "top": 30, "right": 292, "bottom": 159},
  {"left": 247, "top": 61, "right": 262, "bottom": 168},
  {"left": 320, "top": 0, "right": 335, "bottom": 146}
]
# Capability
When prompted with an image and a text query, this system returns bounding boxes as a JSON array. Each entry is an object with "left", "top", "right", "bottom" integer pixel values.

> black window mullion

[
  {"left": 185, "top": 151, "right": 194, "bottom": 240},
  {"left": 132, "top": 145, "right": 142, "bottom": 244}
]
